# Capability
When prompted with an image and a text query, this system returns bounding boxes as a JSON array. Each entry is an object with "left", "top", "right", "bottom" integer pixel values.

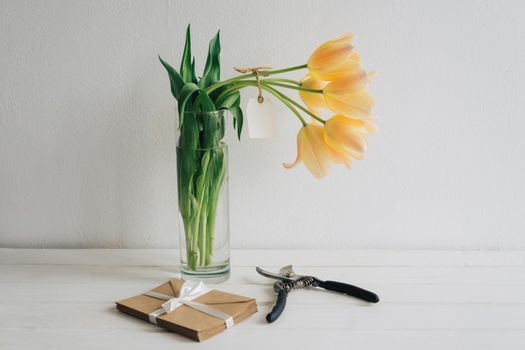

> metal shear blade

[{"left": 255, "top": 266, "right": 300, "bottom": 282}]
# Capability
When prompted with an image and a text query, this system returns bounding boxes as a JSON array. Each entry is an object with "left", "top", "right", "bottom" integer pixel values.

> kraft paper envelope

[{"left": 116, "top": 278, "right": 257, "bottom": 342}]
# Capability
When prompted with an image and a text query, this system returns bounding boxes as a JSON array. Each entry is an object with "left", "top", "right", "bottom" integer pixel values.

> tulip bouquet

[{"left": 160, "top": 26, "right": 376, "bottom": 275}]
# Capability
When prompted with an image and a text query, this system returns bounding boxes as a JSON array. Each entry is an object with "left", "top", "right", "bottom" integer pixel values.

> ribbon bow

[{"left": 143, "top": 280, "right": 234, "bottom": 329}]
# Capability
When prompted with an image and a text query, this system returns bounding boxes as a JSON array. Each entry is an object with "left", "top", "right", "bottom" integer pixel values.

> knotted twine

[{"left": 233, "top": 66, "right": 271, "bottom": 103}]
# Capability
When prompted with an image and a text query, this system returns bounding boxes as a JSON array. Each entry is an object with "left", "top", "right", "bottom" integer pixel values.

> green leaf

[
  {"left": 176, "top": 126, "right": 199, "bottom": 220},
  {"left": 209, "top": 84, "right": 226, "bottom": 102},
  {"left": 180, "top": 24, "right": 195, "bottom": 83},
  {"left": 158, "top": 56, "right": 184, "bottom": 100},
  {"left": 179, "top": 107, "right": 199, "bottom": 149},
  {"left": 191, "top": 57, "right": 198, "bottom": 84},
  {"left": 198, "top": 90, "right": 221, "bottom": 149},
  {"left": 198, "top": 90, "right": 216, "bottom": 113},
  {"left": 201, "top": 111, "right": 221, "bottom": 149},
  {"left": 177, "top": 150, "right": 195, "bottom": 219},
  {"left": 178, "top": 82, "right": 219, "bottom": 129},
  {"left": 229, "top": 105, "right": 243, "bottom": 140},
  {"left": 196, "top": 151, "right": 211, "bottom": 195},
  {"left": 221, "top": 93, "right": 243, "bottom": 140},
  {"left": 178, "top": 83, "right": 201, "bottom": 128},
  {"left": 199, "top": 31, "right": 221, "bottom": 89},
  {"left": 216, "top": 109, "right": 225, "bottom": 141},
  {"left": 217, "top": 91, "right": 240, "bottom": 110}
]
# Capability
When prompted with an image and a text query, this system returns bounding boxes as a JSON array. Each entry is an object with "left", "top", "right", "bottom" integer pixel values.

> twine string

[{"left": 233, "top": 66, "right": 272, "bottom": 103}]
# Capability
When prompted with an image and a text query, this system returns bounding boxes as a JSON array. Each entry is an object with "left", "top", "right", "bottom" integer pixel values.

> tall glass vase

[{"left": 176, "top": 111, "right": 230, "bottom": 283}]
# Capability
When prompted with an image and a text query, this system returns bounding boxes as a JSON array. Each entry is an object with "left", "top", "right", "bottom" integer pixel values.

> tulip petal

[
  {"left": 308, "top": 33, "right": 355, "bottom": 81},
  {"left": 363, "top": 117, "right": 378, "bottom": 133},
  {"left": 324, "top": 115, "right": 371, "bottom": 160},
  {"left": 299, "top": 74, "right": 328, "bottom": 115},
  {"left": 328, "top": 129, "right": 366, "bottom": 159},
  {"left": 309, "top": 33, "right": 354, "bottom": 65},
  {"left": 344, "top": 116, "right": 378, "bottom": 134},
  {"left": 326, "top": 144, "right": 353, "bottom": 169},
  {"left": 283, "top": 124, "right": 335, "bottom": 179},
  {"left": 350, "top": 51, "right": 361, "bottom": 61},
  {"left": 300, "top": 125, "right": 332, "bottom": 178},
  {"left": 324, "top": 90, "right": 374, "bottom": 119},
  {"left": 312, "top": 53, "right": 363, "bottom": 81},
  {"left": 324, "top": 71, "right": 369, "bottom": 95},
  {"left": 283, "top": 131, "right": 301, "bottom": 169}
]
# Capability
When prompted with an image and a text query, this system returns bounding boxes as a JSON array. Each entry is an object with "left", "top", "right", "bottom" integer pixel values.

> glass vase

[{"left": 176, "top": 115, "right": 230, "bottom": 282}]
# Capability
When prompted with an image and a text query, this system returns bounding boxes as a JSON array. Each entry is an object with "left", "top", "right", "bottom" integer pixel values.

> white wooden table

[{"left": 1, "top": 249, "right": 524, "bottom": 349}]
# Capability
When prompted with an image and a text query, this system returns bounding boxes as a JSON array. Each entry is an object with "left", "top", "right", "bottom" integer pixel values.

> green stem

[
  {"left": 263, "top": 78, "right": 301, "bottom": 85},
  {"left": 262, "top": 81, "right": 323, "bottom": 93},
  {"left": 261, "top": 83, "right": 326, "bottom": 124},
  {"left": 259, "top": 64, "right": 308, "bottom": 76},
  {"left": 199, "top": 188, "right": 209, "bottom": 266},
  {"left": 193, "top": 151, "right": 211, "bottom": 268},
  {"left": 215, "top": 81, "right": 253, "bottom": 106},
  {"left": 189, "top": 219, "right": 198, "bottom": 270},
  {"left": 205, "top": 159, "right": 225, "bottom": 265},
  {"left": 212, "top": 80, "right": 309, "bottom": 126},
  {"left": 190, "top": 220, "right": 199, "bottom": 268},
  {"left": 259, "top": 85, "right": 307, "bottom": 126},
  {"left": 205, "top": 205, "right": 216, "bottom": 265},
  {"left": 205, "top": 64, "right": 307, "bottom": 94},
  {"left": 215, "top": 78, "right": 321, "bottom": 101},
  {"left": 183, "top": 218, "right": 193, "bottom": 268}
]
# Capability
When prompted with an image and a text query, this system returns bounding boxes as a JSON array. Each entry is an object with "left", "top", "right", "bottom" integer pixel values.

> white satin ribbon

[{"left": 143, "top": 281, "right": 234, "bottom": 329}]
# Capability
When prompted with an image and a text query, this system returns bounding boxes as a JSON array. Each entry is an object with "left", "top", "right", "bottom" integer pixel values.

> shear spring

[{"left": 276, "top": 276, "right": 316, "bottom": 293}]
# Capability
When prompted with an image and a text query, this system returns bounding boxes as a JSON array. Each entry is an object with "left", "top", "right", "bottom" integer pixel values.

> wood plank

[
  {"left": 2, "top": 248, "right": 524, "bottom": 267},
  {"left": 0, "top": 264, "right": 523, "bottom": 286},
  {"left": 0, "top": 264, "right": 523, "bottom": 303},
  {"left": 1, "top": 302, "right": 524, "bottom": 331},
  {"left": 0, "top": 280, "right": 523, "bottom": 304},
  {"left": 1, "top": 329, "right": 524, "bottom": 350}
]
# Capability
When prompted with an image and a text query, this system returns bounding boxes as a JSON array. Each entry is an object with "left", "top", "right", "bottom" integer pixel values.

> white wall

[{"left": 1, "top": 0, "right": 524, "bottom": 249}]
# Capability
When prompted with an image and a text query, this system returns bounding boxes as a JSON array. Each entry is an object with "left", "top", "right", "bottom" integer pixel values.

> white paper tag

[{"left": 246, "top": 97, "right": 277, "bottom": 139}]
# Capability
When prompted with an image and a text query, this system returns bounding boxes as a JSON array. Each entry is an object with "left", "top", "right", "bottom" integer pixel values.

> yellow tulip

[
  {"left": 299, "top": 74, "right": 328, "bottom": 115},
  {"left": 313, "top": 51, "right": 362, "bottom": 81},
  {"left": 307, "top": 33, "right": 356, "bottom": 81},
  {"left": 323, "top": 72, "right": 374, "bottom": 118},
  {"left": 327, "top": 143, "right": 353, "bottom": 169},
  {"left": 324, "top": 70, "right": 368, "bottom": 95},
  {"left": 283, "top": 123, "right": 350, "bottom": 179},
  {"left": 324, "top": 115, "right": 377, "bottom": 160},
  {"left": 356, "top": 115, "right": 378, "bottom": 134}
]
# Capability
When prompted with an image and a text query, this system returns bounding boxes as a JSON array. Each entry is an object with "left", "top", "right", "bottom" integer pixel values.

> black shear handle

[
  {"left": 266, "top": 289, "right": 287, "bottom": 323},
  {"left": 318, "top": 280, "right": 380, "bottom": 303}
]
